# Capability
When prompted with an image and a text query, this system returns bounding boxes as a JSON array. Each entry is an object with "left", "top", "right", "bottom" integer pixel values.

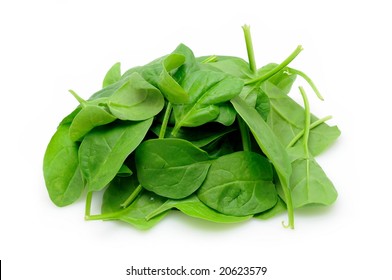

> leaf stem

[
  {"left": 242, "top": 25, "right": 257, "bottom": 73},
  {"left": 159, "top": 103, "right": 172, "bottom": 139},
  {"left": 201, "top": 55, "right": 218, "bottom": 64},
  {"left": 120, "top": 184, "right": 143, "bottom": 208},
  {"left": 238, "top": 116, "right": 251, "bottom": 152},
  {"left": 245, "top": 45, "right": 303, "bottom": 85},
  {"left": 286, "top": 116, "right": 333, "bottom": 148},
  {"left": 85, "top": 207, "right": 130, "bottom": 221},
  {"left": 240, "top": 25, "right": 256, "bottom": 152},
  {"left": 85, "top": 191, "right": 93, "bottom": 217},
  {"left": 84, "top": 186, "right": 144, "bottom": 221},
  {"left": 68, "top": 89, "right": 87, "bottom": 107},
  {"left": 288, "top": 67, "right": 324, "bottom": 100},
  {"left": 299, "top": 86, "right": 311, "bottom": 157}
]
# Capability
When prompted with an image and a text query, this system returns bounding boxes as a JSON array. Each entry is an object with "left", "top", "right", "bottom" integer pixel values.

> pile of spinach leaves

[{"left": 43, "top": 26, "right": 340, "bottom": 229}]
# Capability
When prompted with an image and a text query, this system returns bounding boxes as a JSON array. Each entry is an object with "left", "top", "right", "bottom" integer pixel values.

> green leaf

[
  {"left": 231, "top": 96, "right": 294, "bottom": 227},
  {"left": 150, "top": 122, "right": 237, "bottom": 148},
  {"left": 69, "top": 105, "right": 116, "bottom": 141},
  {"left": 258, "top": 63, "right": 297, "bottom": 95},
  {"left": 172, "top": 70, "right": 243, "bottom": 133},
  {"left": 239, "top": 85, "right": 270, "bottom": 121},
  {"left": 136, "top": 138, "right": 212, "bottom": 199},
  {"left": 289, "top": 156, "right": 338, "bottom": 208},
  {"left": 147, "top": 195, "right": 252, "bottom": 223},
  {"left": 197, "top": 151, "right": 277, "bottom": 216},
  {"left": 157, "top": 53, "right": 189, "bottom": 104},
  {"left": 43, "top": 124, "right": 84, "bottom": 206},
  {"left": 102, "top": 62, "right": 121, "bottom": 88},
  {"left": 101, "top": 176, "right": 168, "bottom": 230},
  {"left": 108, "top": 72, "right": 164, "bottom": 121},
  {"left": 79, "top": 118, "right": 152, "bottom": 192},
  {"left": 199, "top": 55, "right": 254, "bottom": 79},
  {"left": 263, "top": 81, "right": 340, "bottom": 156},
  {"left": 119, "top": 191, "right": 169, "bottom": 230},
  {"left": 254, "top": 197, "right": 287, "bottom": 220}
]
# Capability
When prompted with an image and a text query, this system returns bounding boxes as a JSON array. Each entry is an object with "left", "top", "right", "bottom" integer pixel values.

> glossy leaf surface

[
  {"left": 147, "top": 195, "right": 252, "bottom": 223},
  {"left": 136, "top": 138, "right": 211, "bottom": 199},
  {"left": 108, "top": 72, "right": 164, "bottom": 121},
  {"left": 79, "top": 118, "right": 152, "bottom": 192},
  {"left": 43, "top": 124, "right": 84, "bottom": 206},
  {"left": 198, "top": 151, "right": 277, "bottom": 216}
]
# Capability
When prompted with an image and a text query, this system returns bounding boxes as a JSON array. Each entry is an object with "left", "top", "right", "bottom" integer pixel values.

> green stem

[
  {"left": 85, "top": 191, "right": 93, "bottom": 217},
  {"left": 84, "top": 188, "right": 143, "bottom": 221},
  {"left": 201, "top": 55, "right": 218, "bottom": 64},
  {"left": 242, "top": 25, "right": 257, "bottom": 73},
  {"left": 238, "top": 117, "right": 251, "bottom": 152},
  {"left": 85, "top": 207, "right": 131, "bottom": 221},
  {"left": 120, "top": 184, "right": 143, "bottom": 208},
  {"left": 288, "top": 67, "right": 324, "bottom": 100},
  {"left": 286, "top": 116, "right": 332, "bottom": 148},
  {"left": 159, "top": 103, "right": 172, "bottom": 139},
  {"left": 239, "top": 25, "right": 257, "bottom": 153},
  {"left": 299, "top": 86, "right": 311, "bottom": 157},
  {"left": 245, "top": 45, "right": 303, "bottom": 85},
  {"left": 282, "top": 196, "right": 295, "bottom": 229},
  {"left": 68, "top": 89, "right": 87, "bottom": 107}
]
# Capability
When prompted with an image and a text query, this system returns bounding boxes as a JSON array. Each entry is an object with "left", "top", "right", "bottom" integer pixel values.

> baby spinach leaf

[
  {"left": 67, "top": 89, "right": 117, "bottom": 141},
  {"left": 43, "top": 124, "right": 84, "bottom": 206},
  {"left": 199, "top": 55, "right": 254, "bottom": 79},
  {"left": 198, "top": 151, "right": 277, "bottom": 216},
  {"left": 135, "top": 138, "right": 212, "bottom": 199},
  {"left": 170, "top": 43, "right": 200, "bottom": 83},
  {"left": 231, "top": 96, "right": 294, "bottom": 227},
  {"left": 150, "top": 123, "right": 237, "bottom": 148},
  {"left": 69, "top": 105, "right": 116, "bottom": 141},
  {"left": 254, "top": 197, "right": 287, "bottom": 220},
  {"left": 146, "top": 194, "right": 252, "bottom": 223},
  {"left": 172, "top": 70, "right": 243, "bottom": 134},
  {"left": 79, "top": 118, "right": 153, "bottom": 192},
  {"left": 213, "top": 102, "right": 237, "bottom": 126},
  {"left": 239, "top": 84, "right": 270, "bottom": 121},
  {"left": 258, "top": 63, "right": 297, "bottom": 95},
  {"left": 118, "top": 191, "right": 169, "bottom": 230},
  {"left": 102, "top": 62, "right": 121, "bottom": 88},
  {"left": 101, "top": 176, "right": 168, "bottom": 230},
  {"left": 59, "top": 107, "right": 82, "bottom": 126},
  {"left": 286, "top": 155, "right": 338, "bottom": 208},
  {"left": 263, "top": 81, "right": 341, "bottom": 156},
  {"left": 108, "top": 72, "right": 164, "bottom": 121},
  {"left": 157, "top": 53, "right": 189, "bottom": 104}
]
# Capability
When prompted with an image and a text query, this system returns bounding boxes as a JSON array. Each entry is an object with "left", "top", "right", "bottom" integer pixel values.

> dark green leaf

[
  {"left": 147, "top": 194, "right": 252, "bottom": 223},
  {"left": 172, "top": 70, "right": 243, "bottom": 133},
  {"left": 79, "top": 118, "right": 152, "bottom": 192},
  {"left": 136, "top": 138, "right": 211, "bottom": 199},
  {"left": 263, "top": 81, "right": 341, "bottom": 155},
  {"left": 198, "top": 151, "right": 277, "bottom": 216},
  {"left": 102, "top": 176, "right": 168, "bottom": 230}
]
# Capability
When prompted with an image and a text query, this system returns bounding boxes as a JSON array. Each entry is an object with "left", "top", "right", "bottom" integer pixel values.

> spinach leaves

[{"left": 43, "top": 25, "right": 340, "bottom": 230}]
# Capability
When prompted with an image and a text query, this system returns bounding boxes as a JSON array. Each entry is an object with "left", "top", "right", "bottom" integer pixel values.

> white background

[{"left": 1, "top": 0, "right": 391, "bottom": 279}]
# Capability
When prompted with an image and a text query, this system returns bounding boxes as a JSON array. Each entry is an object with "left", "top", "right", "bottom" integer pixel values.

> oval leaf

[
  {"left": 108, "top": 72, "right": 164, "bottom": 121},
  {"left": 198, "top": 151, "right": 277, "bottom": 216},
  {"left": 136, "top": 138, "right": 211, "bottom": 199},
  {"left": 79, "top": 118, "right": 153, "bottom": 192},
  {"left": 43, "top": 124, "right": 84, "bottom": 206},
  {"left": 69, "top": 105, "right": 116, "bottom": 141}
]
